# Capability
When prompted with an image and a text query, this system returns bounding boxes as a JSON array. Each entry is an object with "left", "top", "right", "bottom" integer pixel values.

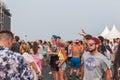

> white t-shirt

[
  {"left": 22, "top": 52, "right": 35, "bottom": 64},
  {"left": 68, "top": 44, "right": 72, "bottom": 57},
  {"left": 38, "top": 45, "right": 43, "bottom": 55},
  {"left": 22, "top": 52, "right": 41, "bottom": 80},
  {"left": 37, "top": 49, "right": 43, "bottom": 59}
]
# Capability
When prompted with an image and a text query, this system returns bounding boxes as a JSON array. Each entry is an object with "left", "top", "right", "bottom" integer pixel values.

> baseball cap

[
  {"left": 52, "top": 35, "right": 58, "bottom": 40},
  {"left": 75, "top": 39, "right": 80, "bottom": 43},
  {"left": 90, "top": 37, "right": 100, "bottom": 44}
]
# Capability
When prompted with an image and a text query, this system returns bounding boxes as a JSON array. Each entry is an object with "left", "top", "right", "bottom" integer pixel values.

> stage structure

[{"left": 0, "top": 0, "right": 11, "bottom": 31}]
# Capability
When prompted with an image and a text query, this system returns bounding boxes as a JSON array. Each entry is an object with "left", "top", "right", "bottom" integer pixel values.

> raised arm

[{"left": 105, "top": 69, "right": 111, "bottom": 80}]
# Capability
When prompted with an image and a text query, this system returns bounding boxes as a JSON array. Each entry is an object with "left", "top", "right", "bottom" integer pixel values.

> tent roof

[
  {"left": 100, "top": 26, "right": 110, "bottom": 37},
  {"left": 104, "top": 25, "right": 120, "bottom": 39}
]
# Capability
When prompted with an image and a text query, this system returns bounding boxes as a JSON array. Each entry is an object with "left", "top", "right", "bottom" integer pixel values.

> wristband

[{"left": 36, "top": 72, "right": 40, "bottom": 74}]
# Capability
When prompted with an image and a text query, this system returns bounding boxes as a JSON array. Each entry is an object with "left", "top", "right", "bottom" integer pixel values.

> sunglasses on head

[{"left": 87, "top": 43, "right": 96, "bottom": 47}]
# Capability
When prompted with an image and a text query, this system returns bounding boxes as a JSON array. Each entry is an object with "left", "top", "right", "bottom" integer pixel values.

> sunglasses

[{"left": 87, "top": 43, "right": 96, "bottom": 47}]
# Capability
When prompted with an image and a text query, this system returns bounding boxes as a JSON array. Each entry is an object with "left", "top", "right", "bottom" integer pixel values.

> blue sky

[{"left": 3, "top": 0, "right": 120, "bottom": 41}]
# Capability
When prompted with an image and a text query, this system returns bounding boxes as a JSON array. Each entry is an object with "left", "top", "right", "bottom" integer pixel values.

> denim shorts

[{"left": 59, "top": 62, "right": 66, "bottom": 70}]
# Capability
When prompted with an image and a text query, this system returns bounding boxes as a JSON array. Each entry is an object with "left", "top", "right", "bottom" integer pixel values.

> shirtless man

[{"left": 69, "top": 39, "right": 84, "bottom": 78}]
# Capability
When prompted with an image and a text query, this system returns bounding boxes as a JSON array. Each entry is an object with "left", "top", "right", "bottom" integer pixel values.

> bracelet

[{"left": 36, "top": 72, "right": 40, "bottom": 74}]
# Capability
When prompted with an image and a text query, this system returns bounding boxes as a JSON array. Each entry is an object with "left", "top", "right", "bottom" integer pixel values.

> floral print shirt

[{"left": 0, "top": 46, "right": 33, "bottom": 80}]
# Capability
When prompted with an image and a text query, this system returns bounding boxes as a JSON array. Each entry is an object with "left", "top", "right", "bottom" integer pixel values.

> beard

[{"left": 89, "top": 48, "right": 96, "bottom": 53}]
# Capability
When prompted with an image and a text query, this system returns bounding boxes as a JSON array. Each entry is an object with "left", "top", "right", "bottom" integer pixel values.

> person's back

[
  {"left": 113, "top": 43, "right": 120, "bottom": 80},
  {"left": 11, "top": 42, "right": 20, "bottom": 52},
  {"left": 32, "top": 54, "right": 42, "bottom": 71},
  {"left": 72, "top": 42, "right": 82, "bottom": 57},
  {"left": 70, "top": 40, "right": 83, "bottom": 78},
  {"left": 31, "top": 42, "right": 43, "bottom": 71},
  {"left": 11, "top": 35, "right": 20, "bottom": 53},
  {"left": 0, "top": 30, "right": 32, "bottom": 80},
  {"left": 0, "top": 47, "right": 33, "bottom": 80}
]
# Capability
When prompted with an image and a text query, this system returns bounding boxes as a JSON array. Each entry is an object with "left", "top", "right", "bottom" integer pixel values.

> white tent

[
  {"left": 100, "top": 26, "right": 110, "bottom": 37},
  {"left": 104, "top": 25, "right": 120, "bottom": 39}
]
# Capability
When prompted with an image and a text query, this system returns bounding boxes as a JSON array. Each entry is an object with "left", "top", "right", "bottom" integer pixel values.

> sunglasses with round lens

[{"left": 87, "top": 43, "right": 96, "bottom": 47}]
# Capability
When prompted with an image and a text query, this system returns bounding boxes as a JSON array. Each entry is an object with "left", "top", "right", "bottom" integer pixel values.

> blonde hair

[{"left": 20, "top": 42, "right": 31, "bottom": 53}]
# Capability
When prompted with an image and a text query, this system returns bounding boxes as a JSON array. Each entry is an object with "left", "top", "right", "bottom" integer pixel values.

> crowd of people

[{"left": 0, "top": 30, "right": 120, "bottom": 80}]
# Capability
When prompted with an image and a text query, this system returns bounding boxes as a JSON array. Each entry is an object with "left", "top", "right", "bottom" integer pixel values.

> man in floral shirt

[{"left": 0, "top": 31, "right": 33, "bottom": 80}]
